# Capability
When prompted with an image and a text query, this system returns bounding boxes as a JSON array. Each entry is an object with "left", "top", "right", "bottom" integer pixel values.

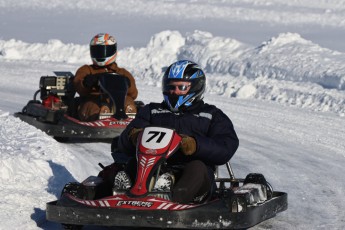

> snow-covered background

[{"left": 0, "top": 0, "right": 345, "bottom": 229}]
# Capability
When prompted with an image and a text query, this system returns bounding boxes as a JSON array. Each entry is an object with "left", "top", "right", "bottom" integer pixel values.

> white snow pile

[
  {"left": 0, "top": 110, "right": 77, "bottom": 228},
  {"left": 0, "top": 39, "right": 89, "bottom": 63},
  {"left": 1, "top": 30, "right": 345, "bottom": 115}
]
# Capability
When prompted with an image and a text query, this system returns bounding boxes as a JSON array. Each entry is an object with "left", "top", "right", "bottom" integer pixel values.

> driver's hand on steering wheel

[
  {"left": 83, "top": 75, "right": 98, "bottom": 89},
  {"left": 180, "top": 135, "right": 196, "bottom": 155}
]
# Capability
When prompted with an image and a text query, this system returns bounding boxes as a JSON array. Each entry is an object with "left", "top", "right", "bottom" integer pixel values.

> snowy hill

[
  {"left": 2, "top": 30, "right": 345, "bottom": 115},
  {"left": 0, "top": 0, "right": 345, "bottom": 229}
]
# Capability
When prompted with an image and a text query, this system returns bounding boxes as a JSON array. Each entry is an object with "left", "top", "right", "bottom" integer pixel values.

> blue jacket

[{"left": 118, "top": 101, "right": 239, "bottom": 169}]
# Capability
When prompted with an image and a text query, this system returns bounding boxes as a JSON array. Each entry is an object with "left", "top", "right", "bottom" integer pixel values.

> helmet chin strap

[
  {"left": 164, "top": 93, "right": 197, "bottom": 112},
  {"left": 186, "top": 97, "right": 195, "bottom": 104}
]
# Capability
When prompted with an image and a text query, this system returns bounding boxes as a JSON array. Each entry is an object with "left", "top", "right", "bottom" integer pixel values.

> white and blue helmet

[{"left": 162, "top": 60, "right": 206, "bottom": 112}]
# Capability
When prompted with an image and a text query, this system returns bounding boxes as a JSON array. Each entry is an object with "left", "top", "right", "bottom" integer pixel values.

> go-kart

[
  {"left": 46, "top": 126, "right": 288, "bottom": 229},
  {"left": 14, "top": 71, "right": 143, "bottom": 142}
]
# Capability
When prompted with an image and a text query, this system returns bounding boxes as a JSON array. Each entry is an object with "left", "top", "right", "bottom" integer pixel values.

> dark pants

[
  {"left": 78, "top": 96, "right": 137, "bottom": 121},
  {"left": 172, "top": 160, "right": 212, "bottom": 204}
]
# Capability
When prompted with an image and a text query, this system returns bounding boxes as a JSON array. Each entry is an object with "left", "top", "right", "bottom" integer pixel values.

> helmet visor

[
  {"left": 90, "top": 44, "right": 117, "bottom": 59},
  {"left": 163, "top": 83, "right": 191, "bottom": 92},
  {"left": 162, "top": 79, "right": 190, "bottom": 93}
]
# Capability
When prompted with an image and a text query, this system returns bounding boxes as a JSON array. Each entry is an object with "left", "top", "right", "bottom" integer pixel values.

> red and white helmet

[{"left": 89, "top": 33, "right": 117, "bottom": 66}]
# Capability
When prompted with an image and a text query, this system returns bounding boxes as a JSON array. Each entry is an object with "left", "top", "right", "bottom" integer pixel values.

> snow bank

[
  {"left": 0, "top": 39, "right": 89, "bottom": 63},
  {"left": 2, "top": 30, "right": 344, "bottom": 115},
  {"left": 0, "top": 110, "right": 76, "bottom": 228}
]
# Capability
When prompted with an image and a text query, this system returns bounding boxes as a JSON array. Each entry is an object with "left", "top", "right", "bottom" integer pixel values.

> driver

[
  {"left": 117, "top": 60, "right": 239, "bottom": 204},
  {"left": 73, "top": 33, "right": 138, "bottom": 121}
]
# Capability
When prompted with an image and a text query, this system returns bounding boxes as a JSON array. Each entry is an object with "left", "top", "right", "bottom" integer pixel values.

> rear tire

[{"left": 244, "top": 173, "right": 273, "bottom": 200}]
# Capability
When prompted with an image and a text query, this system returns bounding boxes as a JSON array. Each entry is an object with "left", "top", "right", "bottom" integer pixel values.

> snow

[{"left": 0, "top": 0, "right": 344, "bottom": 229}]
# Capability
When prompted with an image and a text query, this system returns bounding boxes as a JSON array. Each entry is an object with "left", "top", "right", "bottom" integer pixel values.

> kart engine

[
  {"left": 40, "top": 76, "right": 70, "bottom": 100},
  {"left": 39, "top": 72, "right": 75, "bottom": 110}
]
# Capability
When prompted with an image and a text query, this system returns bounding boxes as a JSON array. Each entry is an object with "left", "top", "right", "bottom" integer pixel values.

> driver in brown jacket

[{"left": 73, "top": 33, "right": 138, "bottom": 121}]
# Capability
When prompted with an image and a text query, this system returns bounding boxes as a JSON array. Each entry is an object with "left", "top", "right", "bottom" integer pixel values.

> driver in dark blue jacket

[{"left": 117, "top": 60, "right": 239, "bottom": 204}]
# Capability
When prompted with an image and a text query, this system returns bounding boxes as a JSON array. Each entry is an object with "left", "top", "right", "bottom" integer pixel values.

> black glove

[{"left": 83, "top": 75, "right": 98, "bottom": 89}]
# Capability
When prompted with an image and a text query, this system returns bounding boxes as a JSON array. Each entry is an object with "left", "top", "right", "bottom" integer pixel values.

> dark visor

[
  {"left": 165, "top": 84, "right": 191, "bottom": 91},
  {"left": 163, "top": 79, "right": 192, "bottom": 93},
  {"left": 90, "top": 44, "right": 117, "bottom": 59}
]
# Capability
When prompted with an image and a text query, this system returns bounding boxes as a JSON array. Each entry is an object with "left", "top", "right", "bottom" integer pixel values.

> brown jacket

[{"left": 73, "top": 62, "right": 138, "bottom": 101}]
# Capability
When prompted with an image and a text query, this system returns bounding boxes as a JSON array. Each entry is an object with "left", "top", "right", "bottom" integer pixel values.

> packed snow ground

[{"left": 0, "top": 0, "right": 345, "bottom": 229}]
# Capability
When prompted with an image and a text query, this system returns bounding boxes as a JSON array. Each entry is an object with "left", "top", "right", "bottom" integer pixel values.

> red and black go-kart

[
  {"left": 14, "top": 71, "right": 143, "bottom": 142},
  {"left": 46, "top": 126, "right": 288, "bottom": 229}
]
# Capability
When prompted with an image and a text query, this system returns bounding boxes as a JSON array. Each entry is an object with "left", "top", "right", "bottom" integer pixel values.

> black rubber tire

[{"left": 54, "top": 136, "right": 70, "bottom": 142}]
